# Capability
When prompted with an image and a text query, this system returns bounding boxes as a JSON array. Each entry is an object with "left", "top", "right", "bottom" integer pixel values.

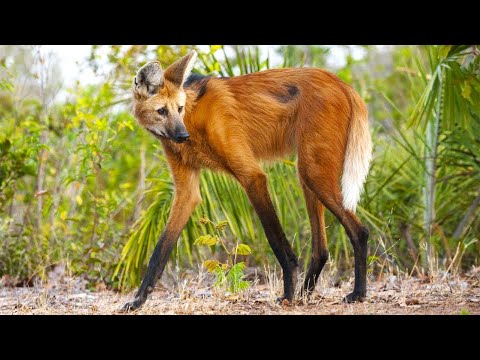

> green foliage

[
  {"left": 194, "top": 217, "right": 251, "bottom": 294},
  {"left": 279, "top": 45, "right": 330, "bottom": 68},
  {"left": 194, "top": 235, "right": 218, "bottom": 247},
  {"left": 0, "top": 46, "right": 153, "bottom": 286},
  {"left": 409, "top": 45, "right": 480, "bottom": 131},
  {"left": 220, "top": 262, "right": 250, "bottom": 293},
  {"left": 0, "top": 137, "right": 37, "bottom": 207},
  {"left": 234, "top": 244, "right": 252, "bottom": 256},
  {"left": 1, "top": 45, "right": 479, "bottom": 292},
  {"left": 358, "top": 45, "right": 480, "bottom": 272}
]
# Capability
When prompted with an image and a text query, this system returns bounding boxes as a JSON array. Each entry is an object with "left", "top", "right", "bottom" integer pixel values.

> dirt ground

[{"left": 1, "top": 268, "right": 480, "bottom": 315}]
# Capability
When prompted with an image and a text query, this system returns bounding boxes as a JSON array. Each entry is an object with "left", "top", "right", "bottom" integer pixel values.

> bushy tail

[{"left": 341, "top": 91, "right": 372, "bottom": 212}]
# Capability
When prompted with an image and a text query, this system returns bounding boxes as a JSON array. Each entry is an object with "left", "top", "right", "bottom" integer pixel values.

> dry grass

[{"left": 1, "top": 265, "right": 480, "bottom": 315}]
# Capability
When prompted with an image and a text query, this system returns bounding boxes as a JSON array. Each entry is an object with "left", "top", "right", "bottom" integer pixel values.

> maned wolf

[{"left": 122, "top": 50, "right": 372, "bottom": 311}]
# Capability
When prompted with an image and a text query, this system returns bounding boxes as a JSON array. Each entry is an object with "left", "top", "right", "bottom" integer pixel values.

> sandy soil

[{"left": 1, "top": 269, "right": 479, "bottom": 315}]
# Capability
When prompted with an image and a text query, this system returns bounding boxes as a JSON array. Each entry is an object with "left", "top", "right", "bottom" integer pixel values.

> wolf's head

[{"left": 132, "top": 50, "right": 197, "bottom": 143}]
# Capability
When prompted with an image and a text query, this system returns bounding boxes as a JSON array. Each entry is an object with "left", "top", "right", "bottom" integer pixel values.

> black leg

[
  {"left": 121, "top": 164, "right": 200, "bottom": 311},
  {"left": 239, "top": 171, "right": 298, "bottom": 303},
  {"left": 121, "top": 230, "right": 180, "bottom": 311},
  {"left": 300, "top": 181, "right": 329, "bottom": 296},
  {"left": 299, "top": 174, "right": 369, "bottom": 303},
  {"left": 344, "top": 226, "right": 369, "bottom": 303}
]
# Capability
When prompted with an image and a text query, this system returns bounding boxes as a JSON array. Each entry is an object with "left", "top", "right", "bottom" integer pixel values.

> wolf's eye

[
  {"left": 157, "top": 107, "right": 168, "bottom": 116},
  {"left": 178, "top": 106, "right": 184, "bottom": 113}
]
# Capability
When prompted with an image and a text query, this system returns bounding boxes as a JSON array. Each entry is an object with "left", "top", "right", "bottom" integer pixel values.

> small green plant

[
  {"left": 459, "top": 308, "right": 470, "bottom": 315},
  {"left": 194, "top": 216, "right": 252, "bottom": 293}
]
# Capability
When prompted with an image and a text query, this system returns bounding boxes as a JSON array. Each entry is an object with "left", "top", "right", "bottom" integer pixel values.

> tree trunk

[
  {"left": 35, "top": 46, "right": 49, "bottom": 232},
  {"left": 35, "top": 130, "right": 48, "bottom": 230},
  {"left": 422, "top": 69, "right": 443, "bottom": 273}
]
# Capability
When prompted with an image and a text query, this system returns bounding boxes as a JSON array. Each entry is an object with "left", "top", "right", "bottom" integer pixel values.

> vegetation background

[{"left": 1, "top": 45, "right": 479, "bottom": 294}]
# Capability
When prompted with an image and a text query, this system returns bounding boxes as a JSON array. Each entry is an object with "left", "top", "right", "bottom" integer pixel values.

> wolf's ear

[
  {"left": 133, "top": 61, "right": 164, "bottom": 98},
  {"left": 164, "top": 50, "right": 198, "bottom": 87}
]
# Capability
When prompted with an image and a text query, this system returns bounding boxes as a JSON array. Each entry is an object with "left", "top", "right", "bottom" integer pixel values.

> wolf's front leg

[{"left": 121, "top": 164, "right": 200, "bottom": 312}]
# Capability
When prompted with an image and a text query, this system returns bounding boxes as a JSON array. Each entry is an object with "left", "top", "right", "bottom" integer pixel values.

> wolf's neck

[
  {"left": 184, "top": 73, "right": 212, "bottom": 114},
  {"left": 184, "top": 73, "right": 211, "bottom": 100}
]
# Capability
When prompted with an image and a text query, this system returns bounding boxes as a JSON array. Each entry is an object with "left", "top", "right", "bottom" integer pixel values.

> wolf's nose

[{"left": 174, "top": 132, "right": 190, "bottom": 143}]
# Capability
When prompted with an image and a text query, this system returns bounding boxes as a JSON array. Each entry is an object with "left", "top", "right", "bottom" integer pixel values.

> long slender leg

[
  {"left": 122, "top": 163, "right": 201, "bottom": 311},
  {"left": 301, "top": 170, "right": 369, "bottom": 303},
  {"left": 300, "top": 180, "right": 329, "bottom": 295},
  {"left": 235, "top": 168, "right": 298, "bottom": 302}
]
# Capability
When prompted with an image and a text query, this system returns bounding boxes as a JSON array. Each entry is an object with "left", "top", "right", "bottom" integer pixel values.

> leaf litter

[{"left": 1, "top": 266, "right": 479, "bottom": 315}]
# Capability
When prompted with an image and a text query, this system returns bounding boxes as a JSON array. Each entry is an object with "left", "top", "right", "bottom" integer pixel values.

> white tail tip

[{"left": 341, "top": 99, "right": 372, "bottom": 212}]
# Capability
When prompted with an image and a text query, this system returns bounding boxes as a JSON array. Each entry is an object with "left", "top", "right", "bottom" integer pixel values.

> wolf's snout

[
  {"left": 172, "top": 123, "right": 190, "bottom": 143},
  {"left": 173, "top": 132, "right": 190, "bottom": 143}
]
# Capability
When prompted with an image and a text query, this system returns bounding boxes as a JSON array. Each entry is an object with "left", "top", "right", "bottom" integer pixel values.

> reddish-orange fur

[
  {"left": 123, "top": 52, "right": 371, "bottom": 311},
  {"left": 157, "top": 69, "right": 352, "bottom": 174}
]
